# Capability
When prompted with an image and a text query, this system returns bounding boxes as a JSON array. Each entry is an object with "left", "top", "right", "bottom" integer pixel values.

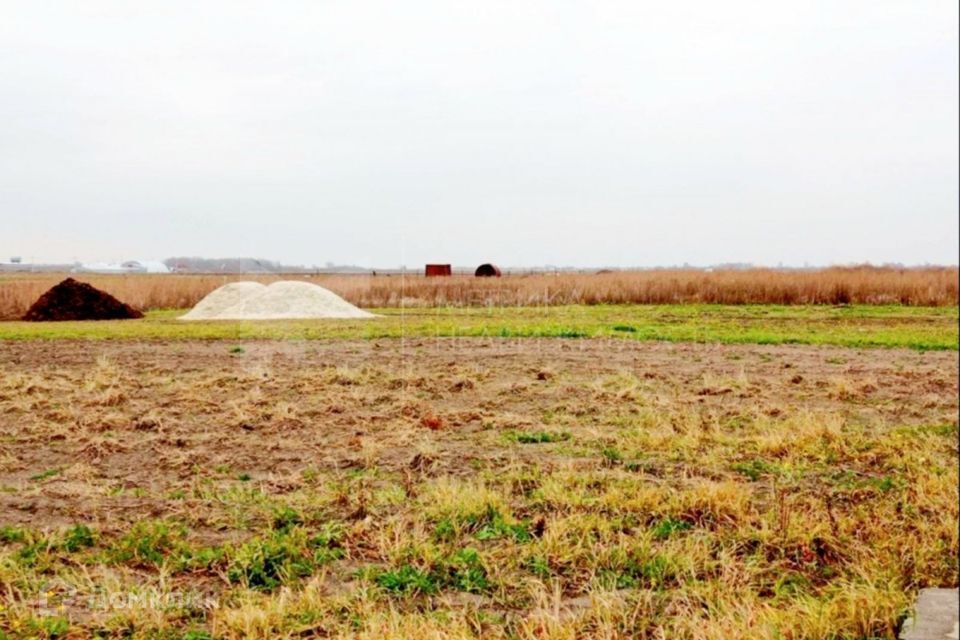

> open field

[
  {"left": 3, "top": 1, "right": 955, "bottom": 638},
  {"left": 1, "top": 287, "right": 957, "bottom": 637},
  {"left": 1, "top": 266, "right": 957, "bottom": 319},
  {"left": 0, "top": 337, "right": 956, "bottom": 639},
  {"left": 0, "top": 305, "right": 956, "bottom": 350}
]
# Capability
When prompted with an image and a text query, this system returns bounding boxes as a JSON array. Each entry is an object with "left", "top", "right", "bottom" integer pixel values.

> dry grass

[
  {"left": 0, "top": 339, "right": 955, "bottom": 639},
  {"left": 0, "top": 265, "right": 956, "bottom": 319}
]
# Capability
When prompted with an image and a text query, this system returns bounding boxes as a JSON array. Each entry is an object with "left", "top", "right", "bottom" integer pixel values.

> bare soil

[{"left": 1, "top": 338, "right": 955, "bottom": 537}]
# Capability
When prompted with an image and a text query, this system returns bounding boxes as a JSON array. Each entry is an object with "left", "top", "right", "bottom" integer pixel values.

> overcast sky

[{"left": 1, "top": 1, "right": 957, "bottom": 267}]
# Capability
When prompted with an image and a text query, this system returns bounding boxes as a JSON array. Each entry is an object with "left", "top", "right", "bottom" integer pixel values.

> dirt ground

[
  {"left": 0, "top": 338, "right": 957, "bottom": 638},
  {"left": 2, "top": 338, "right": 955, "bottom": 534}
]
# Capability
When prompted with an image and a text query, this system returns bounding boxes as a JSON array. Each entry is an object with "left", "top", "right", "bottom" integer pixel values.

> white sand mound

[
  {"left": 179, "top": 282, "right": 267, "bottom": 320},
  {"left": 180, "top": 280, "right": 374, "bottom": 320}
]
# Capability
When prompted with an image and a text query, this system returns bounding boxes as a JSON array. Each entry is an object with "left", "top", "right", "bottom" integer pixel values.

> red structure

[{"left": 425, "top": 264, "right": 452, "bottom": 277}]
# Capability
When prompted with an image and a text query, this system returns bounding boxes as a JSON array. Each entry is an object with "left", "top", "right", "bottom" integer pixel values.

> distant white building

[
  {"left": 123, "top": 260, "right": 170, "bottom": 273},
  {"left": 73, "top": 260, "right": 170, "bottom": 274}
]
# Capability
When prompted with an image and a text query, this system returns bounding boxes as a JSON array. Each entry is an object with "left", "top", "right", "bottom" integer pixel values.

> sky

[{"left": 0, "top": 1, "right": 957, "bottom": 268}]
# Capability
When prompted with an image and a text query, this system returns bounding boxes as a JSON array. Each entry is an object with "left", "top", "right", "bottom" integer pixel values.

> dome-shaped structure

[{"left": 475, "top": 263, "right": 501, "bottom": 277}]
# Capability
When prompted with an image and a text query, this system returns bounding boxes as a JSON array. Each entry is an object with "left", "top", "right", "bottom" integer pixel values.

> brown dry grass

[
  {"left": 0, "top": 339, "right": 956, "bottom": 638},
  {"left": 0, "top": 266, "right": 956, "bottom": 319}
]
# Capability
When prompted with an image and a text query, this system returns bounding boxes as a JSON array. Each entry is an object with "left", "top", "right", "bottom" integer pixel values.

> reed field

[{"left": 0, "top": 266, "right": 957, "bottom": 320}]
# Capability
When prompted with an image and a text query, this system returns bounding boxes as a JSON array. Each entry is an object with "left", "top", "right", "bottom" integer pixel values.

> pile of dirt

[
  {"left": 180, "top": 280, "right": 375, "bottom": 320},
  {"left": 22, "top": 278, "right": 144, "bottom": 321}
]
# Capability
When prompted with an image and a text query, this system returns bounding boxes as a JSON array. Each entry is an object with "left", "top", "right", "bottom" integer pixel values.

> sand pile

[
  {"left": 180, "top": 281, "right": 375, "bottom": 320},
  {"left": 23, "top": 278, "right": 144, "bottom": 321},
  {"left": 179, "top": 282, "right": 267, "bottom": 320}
]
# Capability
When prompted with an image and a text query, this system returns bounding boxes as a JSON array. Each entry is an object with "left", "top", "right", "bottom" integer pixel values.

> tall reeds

[{"left": 0, "top": 266, "right": 955, "bottom": 319}]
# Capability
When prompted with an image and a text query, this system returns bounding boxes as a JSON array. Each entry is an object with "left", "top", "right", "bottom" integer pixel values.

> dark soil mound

[{"left": 22, "top": 278, "right": 144, "bottom": 321}]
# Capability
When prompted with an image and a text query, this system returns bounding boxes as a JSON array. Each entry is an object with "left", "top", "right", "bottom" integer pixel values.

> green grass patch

[
  {"left": 508, "top": 430, "right": 572, "bottom": 444},
  {"left": 0, "top": 525, "right": 26, "bottom": 544},
  {"left": 373, "top": 564, "right": 439, "bottom": 595},
  {"left": 61, "top": 524, "right": 95, "bottom": 553},
  {"left": 467, "top": 505, "right": 533, "bottom": 543},
  {"left": 107, "top": 520, "right": 187, "bottom": 568},
  {"left": 0, "top": 304, "right": 954, "bottom": 350},
  {"left": 371, "top": 547, "right": 490, "bottom": 596},
  {"left": 445, "top": 547, "right": 490, "bottom": 593},
  {"left": 732, "top": 459, "right": 778, "bottom": 481},
  {"left": 651, "top": 518, "right": 692, "bottom": 540},
  {"left": 226, "top": 528, "right": 316, "bottom": 591},
  {"left": 597, "top": 548, "right": 679, "bottom": 590},
  {"left": 29, "top": 468, "right": 61, "bottom": 482}
]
